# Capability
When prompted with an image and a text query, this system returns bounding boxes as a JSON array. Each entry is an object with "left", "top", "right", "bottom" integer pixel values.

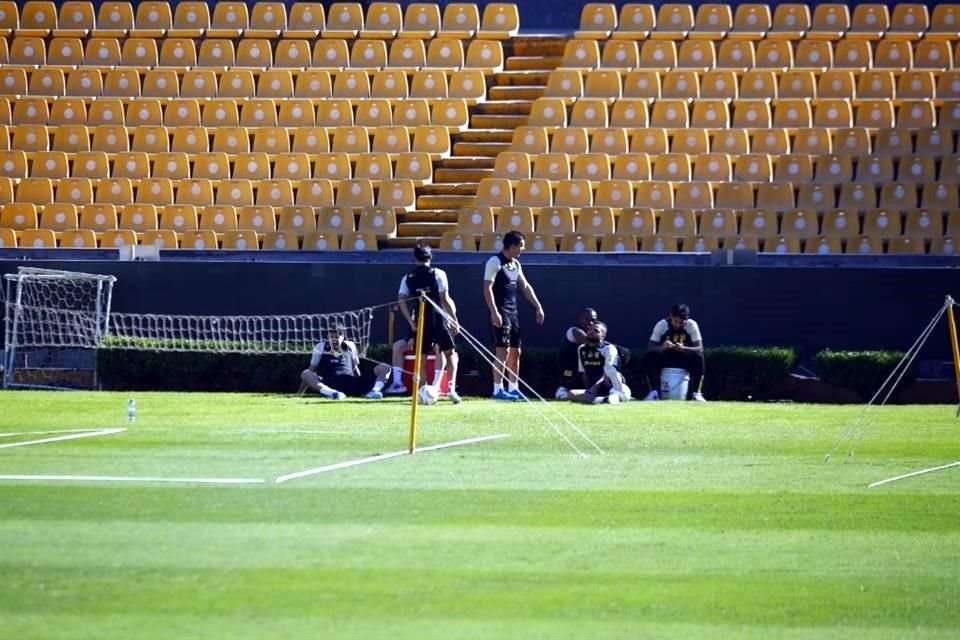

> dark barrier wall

[{"left": 4, "top": 259, "right": 957, "bottom": 360}]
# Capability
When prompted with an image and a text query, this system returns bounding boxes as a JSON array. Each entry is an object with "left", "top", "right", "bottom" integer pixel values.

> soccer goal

[
  {"left": 2, "top": 267, "right": 375, "bottom": 390},
  {"left": 3, "top": 267, "right": 117, "bottom": 390}
]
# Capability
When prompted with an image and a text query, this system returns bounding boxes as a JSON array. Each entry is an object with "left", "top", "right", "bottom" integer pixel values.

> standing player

[
  {"left": 299, "top": 324, "right": 389, "bottom": 399},
  {"left": 374, "top": 243, "right": 461, "bottom": 403},
  {"left": 642, "top": 303, "right": 706, "bottom": 402},
  {"left": 569, "top": 322, "right": 631, "bottom": 404},
  {"left": 555, "top": 307, "right": 599, "bottom": 399},
  {"left": 482, "top": 230, "right": 545, "bottom": 401}
]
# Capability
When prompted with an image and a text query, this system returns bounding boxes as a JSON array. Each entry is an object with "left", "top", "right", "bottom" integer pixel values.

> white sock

[
  {"left": 373, "top": 380, "right": 385, "bottom": 392},
  {"left": 392, "top": 367, "right": 403, "bottom": 384},
  {"left": 432, "top": 370, "right": 444, "bottom": 387},
  {"left": 319, "top": 387, "right": 336, "bottom": 398},
  {"left": 493, "top": 382, "right": 503, "bottom": 393},
  {"left": 507, "top": 381, "right": 518, "bottom": 392}
]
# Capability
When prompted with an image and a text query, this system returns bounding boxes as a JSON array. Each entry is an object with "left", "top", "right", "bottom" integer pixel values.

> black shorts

[
  {"left": 324, "top": 371, "right": 375, "bottom": 397},
  {"left": 559, "top": 369, "right": 580, "bottom": 389},
  {"left": 491, "top": 312, "right": 521, "bottom": 348}
]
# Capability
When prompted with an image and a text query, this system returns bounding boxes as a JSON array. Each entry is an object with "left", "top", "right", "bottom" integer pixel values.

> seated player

[
  {"left": 299, "top": 324, "right": 390, "bottom": 399},
  {"left": 555, "top": 307, "right": 598, "bottom": 399},
  {"left": 641, "top": 303, "right": 706, "bottom": 402},
  {"left": 568, "top": 322, "right": 631, "bottom": 405}
]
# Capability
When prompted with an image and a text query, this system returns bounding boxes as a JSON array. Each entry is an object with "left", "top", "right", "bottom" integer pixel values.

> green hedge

[
  {"left": 97, "top": 344, "right": 798, "bottom": 399},
  {"left": 813, "top": 349, "right": 915, "bottom": 401}
]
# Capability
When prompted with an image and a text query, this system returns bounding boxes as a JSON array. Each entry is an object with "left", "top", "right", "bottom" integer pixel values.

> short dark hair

[
  {"left": 503, "top": 230, "right": 525, "bottom": 250},
  {"left": 328, "top": 323, "right": 346, "bottom": 335},
  {"left": 413, "top": 243, "right": 432, "bottom": 262},
  {"left": 671, "top": 304, "right": 690, "bottom": 319}
]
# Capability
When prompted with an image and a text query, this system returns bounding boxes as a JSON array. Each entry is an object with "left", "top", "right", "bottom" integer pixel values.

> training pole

[
  {"left": 946, "top": 296, "right": 960, "bottom": 417},
  {"left": 408, "top": 294, "right": 428, "bottom": 454}
]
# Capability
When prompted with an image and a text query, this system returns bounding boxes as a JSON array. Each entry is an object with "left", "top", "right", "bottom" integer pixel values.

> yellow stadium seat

[
  {"left": 340, "top": 230, "right": 378, "bottom": 251},
  {"left": 701, "top": 70, "right": 739, "bottom": 99},
  {"left": 514, "top": 178, "right": 552, "bottom": 208},
  {"left": 929, "top": 237, "right": 958, "bottom": 256},
  {"left": 439, "top": 230, "right": 477, "bottom": 251},
  {"left": 426, "top": 37, "right": 464, "bottom": 70},
  {"left": 248, "top": 2, "right": 287, "bottom": 38},
  {"left": 873, "top": 40, "right": 912, "bottom": 71},
  {"left": 29, "top": 69, "right": 66, "bottom": 97},
  {"left": 33, "top": 150, "right": 70, "bottom": 178},
  {"left": 576, "top": 3, "right": 617, "bottom": 39},
  {"left": 261, "top": 230, "right": 298, "bottom": 250},
  {"left": 479, "top": 2, "right": 519, "bottom": 39},
  {"left": 808, "top": 3, "right": 849, "bottom": 40},
  {"left": 833, "top": 39, "right": 872, "bottom": 70},
  {"left": 458, "top": 205, "right": 495, "bottom": 234},
  {"left": 677, "top": 40, "right": 716, "bottom": 71},
  {"left": 635, "top": 181, "right": 674, "bottom": 208},
  {"left": 762, "top": 236, "right": 801, "bottom": 253},
  {"left": 441, "top": 2, "right": 479, "bottom": 38},
  {"left": 372, "top": 70, "right": 410, "bottom": 100},
  {"left": 622, "top": 70, "right": 662, "bottom": 100},
  {"left": 119, "top": 203, "right": 159, "bottom": 231},
  {"left": 533, "top": 153, "right": 572, "bottom": 181},
  {"left": 95, "top": 177, "right": 135, "bottom": 204},
  {"left": 609, "top": 99, "right": 649, "bottom": 128},
  {"left": 572, "top": 153, "right": 611, "bottom": 181},
  {"left": 1, "top": 202, "right": 39, "bottom": 231},
  {"left": 755, "top": 39, "right": 793, "bottom": 69},
  {"left": 922, "top": 183, "right": 959, "bottom": 212},
  {"left": 536, "top": 206, "right": 575, "bottom": 237},
  {"left": 915, "top": 40, "right": 952, "bottom": 71},
  {"left": 729, "top": 4, "right": 771, "bottom": 40},
  {"left": 495, "top": 206, "right": 536, "bottom": 234},
  {"left": 551, "top": 127, "right": 589, "bottom": 155},
  {"left": 159, "top": 38, "right": 197, "bottom": 70},
  {"left": 904, "top": 209, "right": 942, "bottom": 238},
  {"left": 209, "top": 2, "right": 248, "bottom": 38},
  {"left": 361, "top": 2, "right": 402, "bottom": 39},
  {"left": 286, "top": 2, "right": 324, "bottom": 38},
  {"left": 601, "top": 40, "right": 639, "bottom": 68},
  {"left": 196, "top": 38, "right": 236, "bottom": 68},
  {"left": 131, "top": 2, "right": 171, "bottom": 38},
  {"left": 638, "top": 40, "right": 677, "bottom": 72},
  {"left": 617, "top": 207, "right": 656, "bottom": 236},
  {"left": 576, "top": 206, "right": 615, "bottom": 234},
  {"left": 222, "top": 229, "right": 260, "bottom": 250},
  {"left": 80, "top": 203, "right": 118, "bottom": 232},
  {"left": 837, "top": 183, "right": 877, "bottom": 212},
  {"left": 661, "top": 69, "right": 700, "bottom": 99},
  {"left": 401, "top": 3, "right": 441, "bottom": 39},
  {"left": 19, "top": 228, "right": 57, "bottom": 247},
  {"left": 358, "top": 205, "right": 398, "bottom": 238},
  {"left": 170, "top": 1, "right": 209, "bottom": 38},
  {"left": 659, "top": 208, "right": 697, "bottom": 237},
  {"left": 312, "top": 39, "right": 350, "bottom": 69},
  {"left": 19, "top": 1, "right": 57, "bottom": 37},
  {"left": 352, "top": 39, "right": 388, "bottom": 69},
  {"left": 324, "top": 2, "right": 363, "bottom": 39},
  {"left": 653, "top": 3, "right": 694, "bottom": 40}
]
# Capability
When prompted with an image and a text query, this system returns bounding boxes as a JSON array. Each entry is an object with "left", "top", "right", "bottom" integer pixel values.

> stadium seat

[
  {"left": 340, "top": 230, "right": 378, "bottom": 251},
  {"left": 248, "top": 2, "right": 287, "bottom": 38},
  {"left": 401, "top": 3, "right": 441, "bottom": 39},
  {"left": 479, "top": 3, "right": 519, "bottom": 39},
  {"left": 286, "top": 2, "right": 324, "bottom": 38},
  {"left": 535, "top": 206, "right": 575, "bottom": 236},
  {"left": 19, "top": 228, "right": 57, "bottom": 247}
]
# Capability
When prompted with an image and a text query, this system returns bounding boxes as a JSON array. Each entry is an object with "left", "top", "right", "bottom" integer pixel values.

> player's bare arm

[{"left": 482, "top": 281, "right": 502, "bottom": 327}]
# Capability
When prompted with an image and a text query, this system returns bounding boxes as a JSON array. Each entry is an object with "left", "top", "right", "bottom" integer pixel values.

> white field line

[
  {"left": 868, "top": 460, "right": 960, "bottom": 488},
  {"left": 0, "top": 428, "right": 125, "bottom": 450},
  {"left": 275, "top": 433, "right": 510, "bottom": 484},
  {"left": 0, "top": 429, "right": 112, "bottom": 438},
  {"left": 0, "top": 474, "right": 264, "bottom": 485}
]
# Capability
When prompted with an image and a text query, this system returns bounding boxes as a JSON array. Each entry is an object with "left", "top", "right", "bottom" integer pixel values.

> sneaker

[
  {"left": 606, "top": 393, "right": 620, "bottom": 405},
  {"left": 447, "top": 389, "right": 462, "bottom": 404},
  {"left": 691, "top": 392, "right": 707, "bottom": 403},
  {"left": 506, "top": 388, "right": 524, "bottom": 400},
  {"left": 555, "top": 387, "right": 570, "bottom": 400},
  {"left": 643, "top": 390, "right": 660, "bottom": 401},
  {"left": 384, "top": 382, "right": 408, "bottom": 395},
  {"left": 333, "top": 392, "right": 347, "bottom": 400},
  {"left": 492, "top": 389, "right": 518, "bottom": 401},
  {"left": 365, "top": 390, "right": 383, "bottom": 400}
]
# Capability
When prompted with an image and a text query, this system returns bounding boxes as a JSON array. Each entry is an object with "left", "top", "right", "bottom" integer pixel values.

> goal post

[{"left": 3, "top": 268, "right": 117, "bottom": 390}]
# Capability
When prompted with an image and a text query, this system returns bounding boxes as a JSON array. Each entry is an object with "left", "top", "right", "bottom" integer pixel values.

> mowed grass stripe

[
  {"left": 2, "top": 486, "right": 958, "bottom": 532},
  {"left": 2, "top": 566, "right": 957, "bottom": 629}
]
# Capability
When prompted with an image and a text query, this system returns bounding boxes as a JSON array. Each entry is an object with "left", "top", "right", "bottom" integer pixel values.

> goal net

[{"left": 3, "top": 267, "right": 374, "bottom": 390}]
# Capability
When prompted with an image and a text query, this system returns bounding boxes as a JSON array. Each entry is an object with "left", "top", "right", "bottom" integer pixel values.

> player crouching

[{"left": 568, "top": 322, "right": 631, "bottom": 405}]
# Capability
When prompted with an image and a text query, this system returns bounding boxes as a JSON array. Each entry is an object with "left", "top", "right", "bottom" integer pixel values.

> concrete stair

[{"left": 390, "top": 35, "right": 565, "bottom": 248}]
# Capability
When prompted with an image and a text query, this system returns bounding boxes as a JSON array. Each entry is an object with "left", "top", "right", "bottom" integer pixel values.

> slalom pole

[
  {"left": 946, "top": 296, "right": 960, "bottom": 417},
  {"left": 408, "top": 294, "right": 428, "bottom": 454}
]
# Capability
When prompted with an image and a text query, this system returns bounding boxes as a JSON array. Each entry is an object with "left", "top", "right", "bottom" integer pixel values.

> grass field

[{"left": 1, "top": 390, "right": 958, "bottom": 639}]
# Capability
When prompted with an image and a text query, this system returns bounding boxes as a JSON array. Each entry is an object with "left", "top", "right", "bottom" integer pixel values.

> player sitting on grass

[
  {"left": 568, "top": 322, "right": 631, "bottom": 405},
  {"left": 299, "top": 324, "right": 390, "bottom": 400}
]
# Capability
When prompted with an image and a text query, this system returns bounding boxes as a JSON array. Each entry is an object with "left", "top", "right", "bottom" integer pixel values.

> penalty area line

[
  {"left": 868, "top": 460, "right": 960, "bottom": 488},
  {"left": 275, "top": 433, "right": 511, "bottom": 484},
  {"left": 0, "top": 428, "right": 126, "bottom": 450},
  {"left": 0, "top": 474, "right": 265, "bottom": 485}
]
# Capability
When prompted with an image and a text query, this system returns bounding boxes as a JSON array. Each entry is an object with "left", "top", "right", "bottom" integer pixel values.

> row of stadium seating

[
  {"left": 3, "top": 199, "right": 959, "bottom": 240},
  {"left": 458, "top": 205, "right": 960, "bottom": 237},
  {"left": 0, "top": 67, "right": 489, "bottom": 100},
  {"left": 559, "top": 37, "right": 960, "bottom": 72},
  {"left": 0, "top": 1, "right": 519, "bottom": 40},
  {"left": 0, "top": 176, "right": 421, "bottom": 208},
  {"left": 0, "top": 122, "right": 455, "bottom": 156},
  {"left": 440, "top": 231, "right": 950, "bottom": 255},
  {"left": 0, "top": 227, "right": 381, "bottom": 250},
  {"left": 0, "top": 36, "right": 506, "bottom": 73},
  {"left": 575, "top": 3, "right": 960, "bottom": 41}
]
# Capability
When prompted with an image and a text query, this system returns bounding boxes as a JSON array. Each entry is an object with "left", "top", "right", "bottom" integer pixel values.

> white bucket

[{"left": 660, "top": 367, "right": 690, "bottom": 400}]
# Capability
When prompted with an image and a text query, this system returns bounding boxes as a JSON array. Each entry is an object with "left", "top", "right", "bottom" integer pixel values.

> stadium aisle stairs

[{"left": 394, "top": 35, "right": 564, "bottom": 247}]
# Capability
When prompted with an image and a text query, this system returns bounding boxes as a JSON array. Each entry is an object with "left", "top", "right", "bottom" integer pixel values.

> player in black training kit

[
  {"left": 642, "top": 303, "right": 706, "bottom": 402},
  {"left": 482, "top": 230, "right": 545, "bottom": 401},
  {"left": 299, "top": 324, "right": 389, "bottom": 399},
  {"left": 555, "top": 307, "right": 598, "bottom": 399},
  {"left": 569, "top": 322, "right": 632, "bottom": 404}
]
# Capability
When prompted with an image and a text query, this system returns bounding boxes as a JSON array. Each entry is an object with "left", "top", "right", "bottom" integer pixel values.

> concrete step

[
  {"left": 434, "top": 167, "right": 494, "bottom": 183},
  {"left": 397, "top": 221, "right": 456, "bottom": 238},
  {"left": 487, "top": 85, "right": 544, "bottom": 100},
  {"left": 418, "top": 183, "right": 478, "bottom": 196},
  {"left": 455, "top": 129, "right": 514, "bottom": 143},
  {"left": 511, "top": 35, "right": 568, "bottom": 57},
  {"left": 471, "top": 100, "right": 533, "bottom": 116},
  {"left": 492, "top": 70, "right": 552, "bottom": 86},
  {"left": 417, "top": 194, "right": 475, "bottom": 209},
  {"left": 471, "top": 114, "right": 528, "bottom": 129},
  {"left": 452, "top": 141, "right": 511, "bottom": 156},
  {"left": 436, "top": 156, "right": 496, "bottom": 169},
  {"left": 402, "top": 210, "right": 459, "bottom": 223},
  {"left": 505, "top": 55, "right": 562, "bottom": 71}
]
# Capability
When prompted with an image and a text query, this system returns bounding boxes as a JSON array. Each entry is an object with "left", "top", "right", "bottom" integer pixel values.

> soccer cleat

[
  {"left": 606, "top": 393, "right": 620, "bottom": 405},
  {"left": 506, "top": 389, "right": 523, "bottom": 400},
  {"left": 333, "top": 391, "right": 347, "bottom": 400},
  {"left": 691, "top": 392, "right": 707, "bottom": 402},
  {"left": 384, "top": 382, "right": 408, "bottom": 395},
  {"left": 555, "top": 387, "right": 570, "bottom": 400},
  {"left": 365, "top": 390, "right": 383, "bottom": 400},
  {"left": 447, "top": 389, "right": 462, "bottom": 404},
  {"left": 492, "top": 389, "right": 517, "bottom": 401},
  {"left": 643, "top": 390, "right": 659, "bottom": 401}
]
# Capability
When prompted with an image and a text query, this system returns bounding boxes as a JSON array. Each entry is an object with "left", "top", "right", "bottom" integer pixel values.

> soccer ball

[{"left": 418, "top": 384, "right": 440, "bottom": 405}]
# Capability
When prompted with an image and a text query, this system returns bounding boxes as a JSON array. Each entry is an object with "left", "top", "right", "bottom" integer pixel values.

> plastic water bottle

[{"left": 127, "top": 398, "right": 136, "bottom": 424}]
